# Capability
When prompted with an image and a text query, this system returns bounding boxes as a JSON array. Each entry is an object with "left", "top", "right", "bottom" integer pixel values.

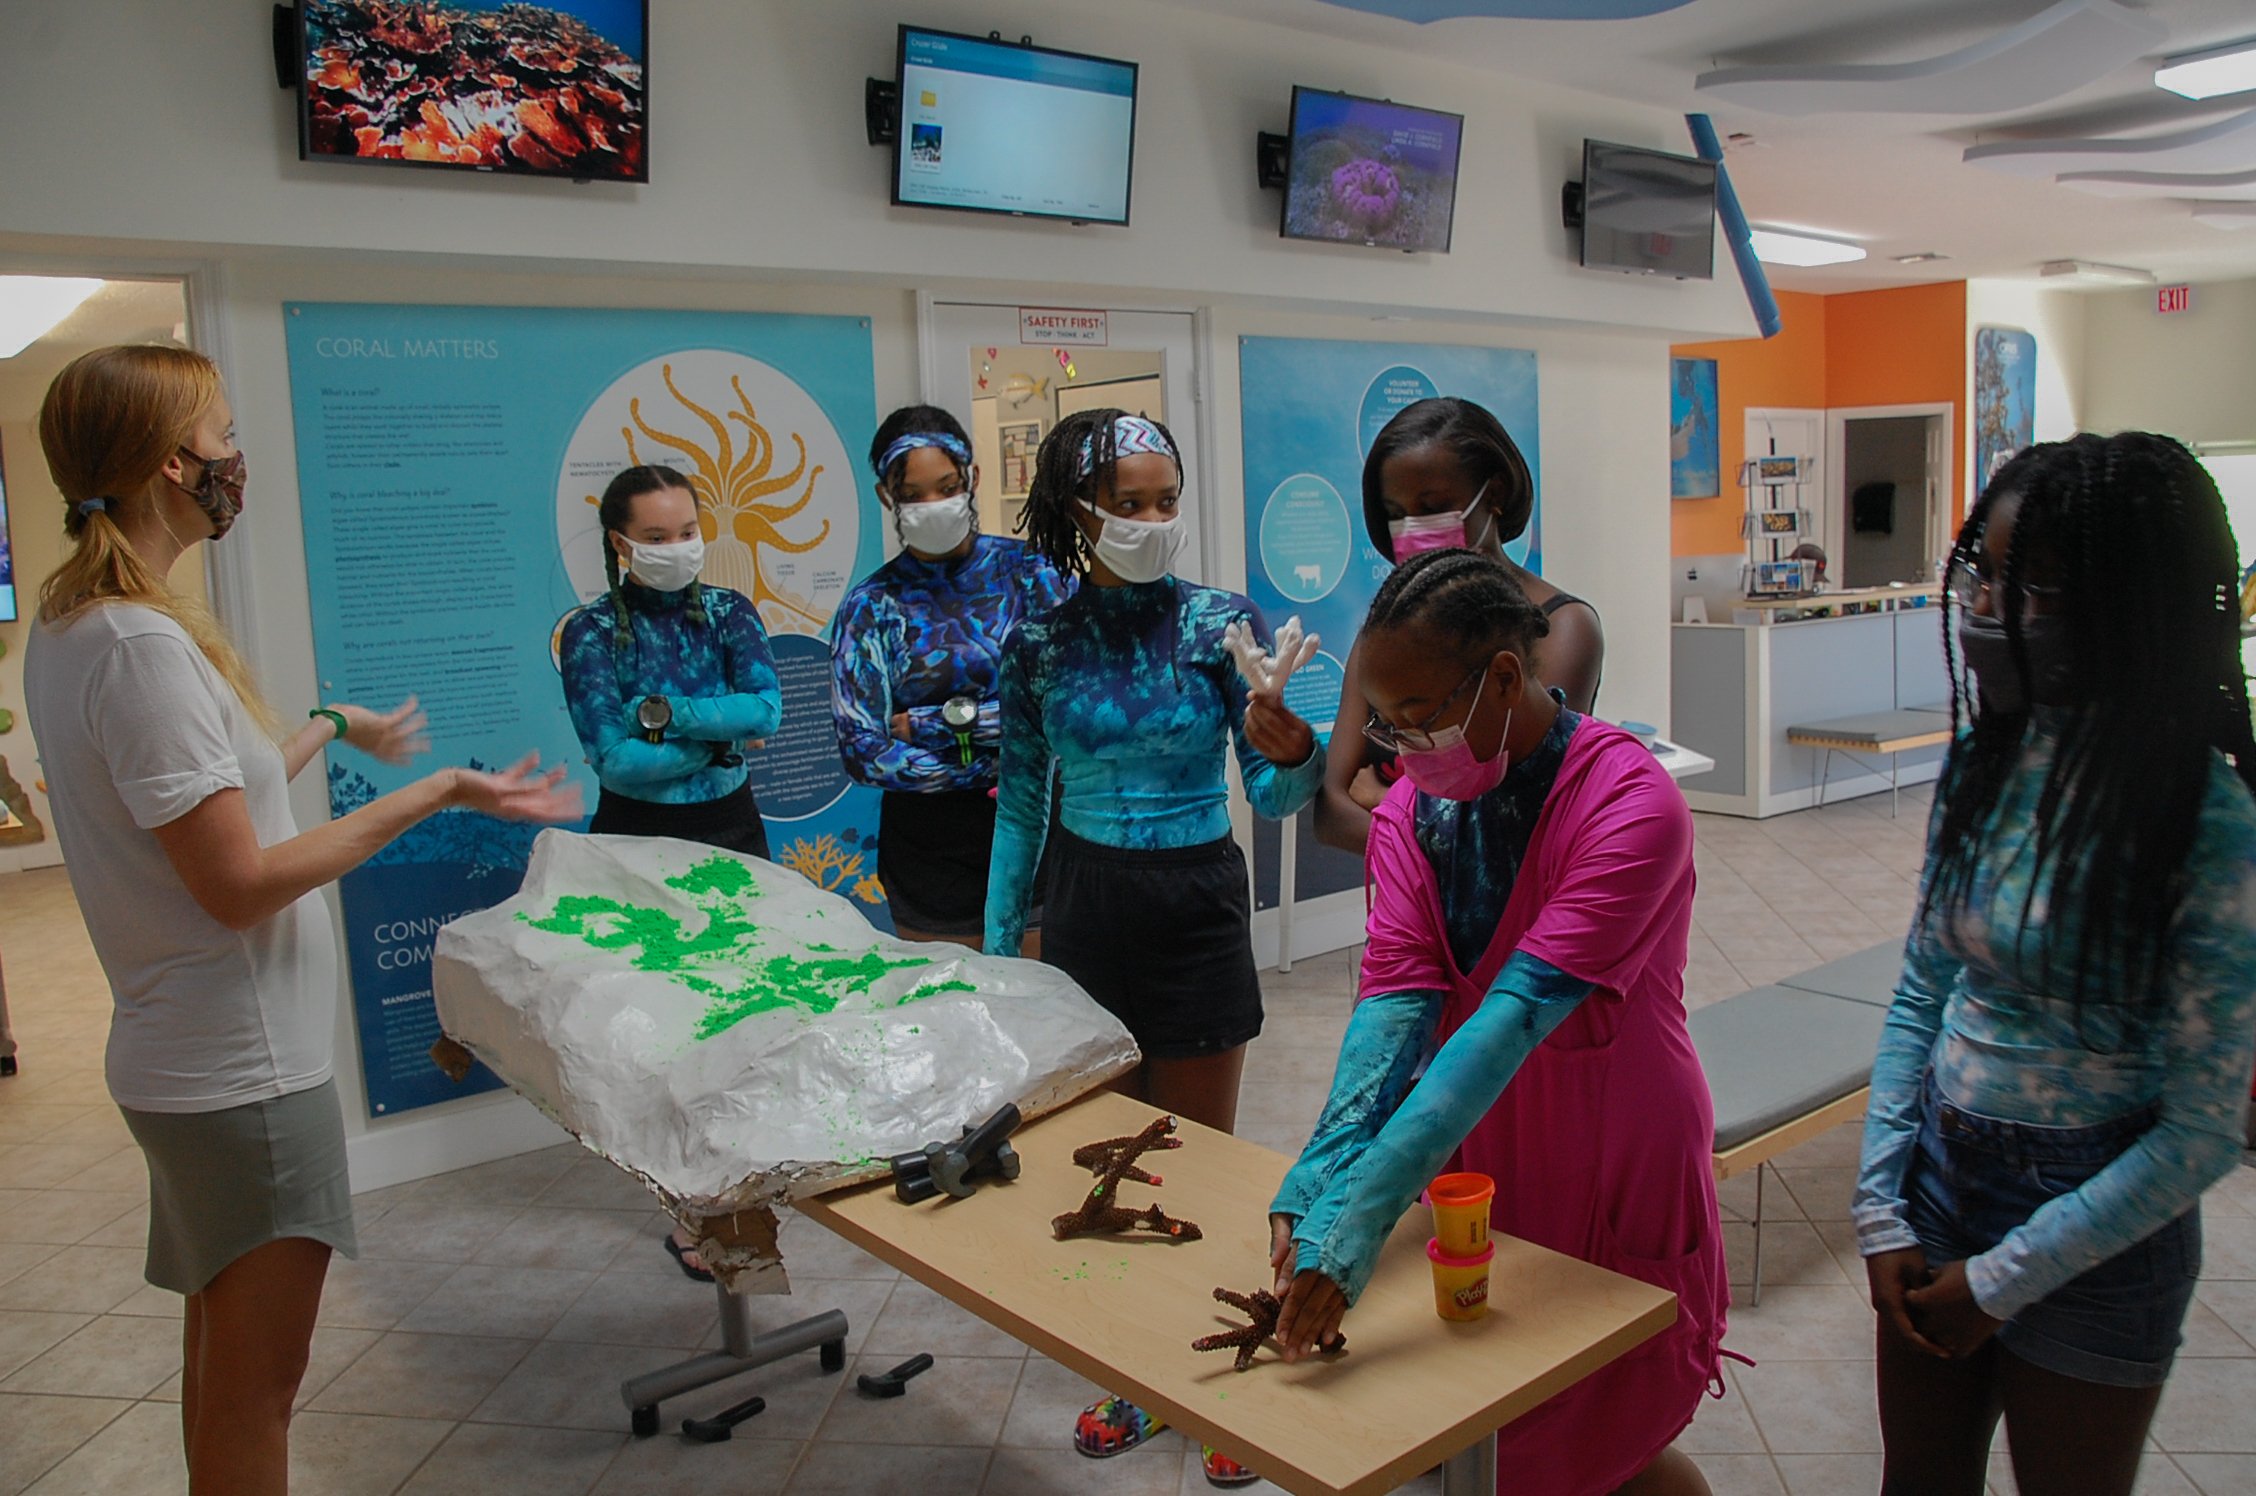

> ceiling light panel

[
  {"left": 1749, "top": 229, "right": 1868, "bottom": 267},
  {"left": 2038, "top": 258, "right": 2156, "bottom": 284},
  {"left": 0, "top": 276, "right": 103, "bottom": 359},
  {"left": 2155, "top": 37, "right": 2256, "bottom": 101}
]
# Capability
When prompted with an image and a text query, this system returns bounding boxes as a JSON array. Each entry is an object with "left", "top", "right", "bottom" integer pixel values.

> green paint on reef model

[{"left": 519, "top": 853, "right": 955, "bottom": 1040}]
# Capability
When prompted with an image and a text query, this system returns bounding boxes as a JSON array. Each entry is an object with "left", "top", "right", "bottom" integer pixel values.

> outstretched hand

[
  {"left": 337, "top": 697, "right": 431, "bottom": 765},
  {"left": 450, "top": 754, "right": 584, "bottom": 824}
]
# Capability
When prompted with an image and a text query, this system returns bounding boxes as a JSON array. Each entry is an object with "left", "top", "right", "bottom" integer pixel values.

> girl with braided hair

[
  {"left": 1268, "top": 548, "right": 1721, "bottom": 1496},
  {"left": 989, "top": 408, "right": 1323, "bottom": 1482},
  {"left": 829, "top": 406, "right": 1070, "bottom": 949},
  {"left": 1315, "top": 396, "right": 1605, "bottom": 856},
  {"left": 558, "top": 463, "right": 781, "bottom": 1278},
  {"left": 1854, "top": 433, "right": 2256, "bottom": 1496}
]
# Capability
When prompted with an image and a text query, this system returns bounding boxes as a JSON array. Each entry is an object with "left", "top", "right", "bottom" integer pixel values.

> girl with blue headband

[
  {"left": 829, "top": 406, "right": 1070, "bottom": 949},
  {"left": 990, "top": 407, "right": 1324, "bottom": 1483}
]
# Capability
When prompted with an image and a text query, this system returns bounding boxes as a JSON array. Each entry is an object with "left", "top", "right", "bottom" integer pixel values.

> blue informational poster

[
  {"left": 1974, "top": 326, "right": 2037, "bottom": 491},
  {"left": 284, "top": 303, "right": 882, "bottom": 1117},
  {"left": 1237, "top": 336, "right": 1539, "bottom": 908},
  {"left": 1670, "top": 356, "right": 1720, "bottom": 499}
]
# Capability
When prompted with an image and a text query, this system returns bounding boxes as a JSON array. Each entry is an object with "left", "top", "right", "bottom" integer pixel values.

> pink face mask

[
  {"left": 1387, "top": 479, "right": 1494, "bottom": 560},
  {"left": 1395, "top": 671, "right": 1511, "bottom": 801}
]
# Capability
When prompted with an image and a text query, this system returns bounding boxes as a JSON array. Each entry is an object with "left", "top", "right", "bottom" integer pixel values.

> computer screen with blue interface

[
  {"left": 0, "top": 450, "right": 16, "bottom": 624},
  {"left": 894, "top": 27, "right": 1138, "bottom": 226}
]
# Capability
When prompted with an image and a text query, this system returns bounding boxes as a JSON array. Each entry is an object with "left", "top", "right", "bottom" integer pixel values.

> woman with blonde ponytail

[{"left": 23, "top": 345, "right": 581, "bottom": 1496}]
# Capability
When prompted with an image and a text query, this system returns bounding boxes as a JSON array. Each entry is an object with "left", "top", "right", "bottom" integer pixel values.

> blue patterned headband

[
  {"left": 1078, "top": 414, "right": 1174, "bottom": 478},
  {"left": 876, "top": 432, "right": 972, "bottom": 480}
]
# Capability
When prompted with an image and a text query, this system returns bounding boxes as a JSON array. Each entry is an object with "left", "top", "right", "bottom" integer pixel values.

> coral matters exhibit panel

[{"left": 284, "top": 303, "right": 880, "bottom": 1116}]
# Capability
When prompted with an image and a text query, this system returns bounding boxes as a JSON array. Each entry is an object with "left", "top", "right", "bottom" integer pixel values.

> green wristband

[{"left": 310, "top": 708, "right": 349, "bottom": 743}]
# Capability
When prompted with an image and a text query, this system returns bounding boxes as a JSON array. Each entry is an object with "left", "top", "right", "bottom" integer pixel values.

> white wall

[
  {"left": 2079, "top": 277, "right": 2256, "bottom": 447},
  {"left": 0, "top": 0, "right": 1748, "bottom": 340}
]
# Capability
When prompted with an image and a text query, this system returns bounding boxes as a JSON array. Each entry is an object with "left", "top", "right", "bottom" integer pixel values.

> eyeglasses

[
  {"left": 1949, "top": 554, "right": 2063, "bottom": 611},
  {"left": 1365, "top": 662, "right": 1486, "bottom": 753}
]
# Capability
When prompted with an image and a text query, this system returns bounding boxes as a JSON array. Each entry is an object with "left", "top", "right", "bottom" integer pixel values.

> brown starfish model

[
  {"left": 1192, "top": 1286, "right": 1347, "bottom": 1371},
  {"left": 1052, "top": 1115, "right": 1203, "bottom": 1242}
]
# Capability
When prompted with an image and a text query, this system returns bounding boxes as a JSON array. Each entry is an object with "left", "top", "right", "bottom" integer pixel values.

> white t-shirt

[{"left": 24, "top": 604, "right": 338, "bottom": 1113}]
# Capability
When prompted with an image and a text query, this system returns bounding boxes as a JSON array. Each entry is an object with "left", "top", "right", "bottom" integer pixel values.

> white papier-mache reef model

[{"left": 433, "top": 831, "right": 1138, "bottom": 1288}]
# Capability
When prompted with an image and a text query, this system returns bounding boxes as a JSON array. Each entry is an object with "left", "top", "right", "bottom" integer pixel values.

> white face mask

[
  {"left": 896, "top": 493, "right": 974, "bottom": 555},
  {"left": 1081, "top": 500, "right": 1188, "bottom": 584},
  {"left": 622, "top": 535, "right": 706, "bottom": 592}
]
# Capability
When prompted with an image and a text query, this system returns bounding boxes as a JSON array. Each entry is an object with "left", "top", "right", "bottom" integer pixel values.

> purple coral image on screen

[{"left": 1282, "top": 88, "right": 1462, "bottom": 253}]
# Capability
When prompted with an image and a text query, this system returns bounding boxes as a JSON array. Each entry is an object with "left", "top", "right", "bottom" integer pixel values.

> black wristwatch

[
  {"left": 942, "top": 694, "right": 979, "bottom": 767},
  {"left": 636, "top": 695, "right": 672, "bottom": 745}
]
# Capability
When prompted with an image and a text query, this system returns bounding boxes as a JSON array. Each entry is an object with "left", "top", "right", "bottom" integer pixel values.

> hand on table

[
  {"left": 1903, "top": 1258, "right": 2002, "bottom": 1359},
  {"left": 335, "top": 696, "right": 430, "bottom": 765},
  {"left": 1865, "top": 1246, "right": 1947, "bottom": 1357},
  {"left": 450, "top": 754, "right": 585, "bottom": 824}
]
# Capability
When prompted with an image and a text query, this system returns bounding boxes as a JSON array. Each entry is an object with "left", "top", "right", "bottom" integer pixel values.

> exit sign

[{"left": 2158, "top": 284, "right": 2193, "bottom": 314}]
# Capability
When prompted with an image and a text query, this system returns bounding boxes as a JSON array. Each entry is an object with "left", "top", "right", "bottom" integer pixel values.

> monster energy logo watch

[{"left": 942, "top": 694, "right": 979, "bottom": 767}]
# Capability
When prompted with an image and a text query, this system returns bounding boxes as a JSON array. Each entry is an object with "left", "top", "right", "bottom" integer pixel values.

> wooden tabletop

[{"left": 798, "top": 1091, "right": 1677, "bottom": 1496}]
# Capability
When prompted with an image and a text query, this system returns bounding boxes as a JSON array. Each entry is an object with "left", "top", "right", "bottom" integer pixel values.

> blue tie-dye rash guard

[
  {"left": 1854, "top": 719, "right": 2256, "bottom": 1321},
  {"left": 982, "top": 579, "right": 1327, "bottom": 955},
  {"left": 828, "top": 535, "right": 1072, "bottom": 794},
  {"left": 558, "top": 581, "right": 782, "bottom": 806}
]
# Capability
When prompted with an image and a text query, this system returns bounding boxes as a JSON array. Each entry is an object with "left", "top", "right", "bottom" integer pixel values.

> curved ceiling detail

[
  {"left": 1963, "top": 104, "right": 2256, "bottom": 177},
  {"left": 1693, "top": 0, "right": 2165, "bottom": 117},
  {"left": 1310, "top": 0, "right": 1695, "bottom": 19},
  {"left": 2191, "top": 202, "right": 2256, "bottom": 229},
  {"left": 2057, "top": 164, "right": 2256, "bottom": 199}
]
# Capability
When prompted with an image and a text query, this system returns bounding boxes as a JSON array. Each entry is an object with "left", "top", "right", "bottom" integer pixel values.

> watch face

[
  {"left": 638, "top": 697, "right": 672, "bottom": 731},
  {"left": 942, "top": 696, "right": 979, "bottom": 731}
]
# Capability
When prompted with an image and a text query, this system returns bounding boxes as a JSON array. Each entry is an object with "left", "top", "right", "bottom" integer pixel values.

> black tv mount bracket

[
  {"left": 1256, "top": 132, "right": 1288, "bottom": 190},
  {"left": 865, "top": 78, "right": 899, "bottom": 145},
  {"left": 1561, "top": 180, "right": 1587, "bottom": 231},
  {"left": 272, "top": 4, "right": 298, "bottom": 90}
]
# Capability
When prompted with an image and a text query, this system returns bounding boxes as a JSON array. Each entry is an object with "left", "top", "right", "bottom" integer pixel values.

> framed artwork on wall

[
  {"left": 1671, "top": 356, "right": 1720, "bottom": 499},
  {"left": 1974, "top": 327, "right": 2036, "bottom": 488},
  {"left": 998, "top": 421, "right": 1039, "bottom": 499}
]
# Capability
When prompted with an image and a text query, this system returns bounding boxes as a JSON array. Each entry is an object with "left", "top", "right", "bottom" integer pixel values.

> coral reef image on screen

[
  {"left": 302, "top": 0, "right": 646, "bottom": 179},
  {"left": 1284, "top": 92, "right": 1461, "bottom": 253}
]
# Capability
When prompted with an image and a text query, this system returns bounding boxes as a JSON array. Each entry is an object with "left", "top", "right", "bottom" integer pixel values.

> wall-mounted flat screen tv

[
  {"left": 297, "top": 0, "right": 648, "bottom": 181},
  {"left": 0, "top": 446, "right": 15, "bottom": 625},
  {"left": 893, "top": 26, "right": 1138, "bottom": 226},
  {"left": 1282, "top": 88, "right": 1463, "bottom": 253},
  {"left": 1579, "top": 140, "right": 1716, "bottom": 279}
]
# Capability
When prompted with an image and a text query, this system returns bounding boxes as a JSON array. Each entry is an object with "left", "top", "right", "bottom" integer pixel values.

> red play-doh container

[{"left": 1426, "top": 1237, "right": 1496, "bottom": 1321}]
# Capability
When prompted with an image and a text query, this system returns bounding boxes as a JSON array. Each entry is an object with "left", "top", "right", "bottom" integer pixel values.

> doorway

[
  {"left": 919, "top": 300, "right": 1206, "bottom": 581},
  {"left": 1826, "top": 404, "right": 1952, "bottom": 589}
]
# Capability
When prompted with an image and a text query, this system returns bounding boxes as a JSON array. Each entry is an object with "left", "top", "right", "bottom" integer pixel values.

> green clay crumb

[
  {"left": 665, "top": 855, "right": 757, "bottom": 899},
  {"left": 898, "top": 978, "right": 976, "bottom": 1005}
]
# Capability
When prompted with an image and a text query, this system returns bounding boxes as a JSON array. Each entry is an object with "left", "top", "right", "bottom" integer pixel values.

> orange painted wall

[
  {"left": 1670, "top": 290, "right": 1827, "bottom": 556},
  {"left": 1669, "top": 281, "right": 1967, "bottom": 557}
]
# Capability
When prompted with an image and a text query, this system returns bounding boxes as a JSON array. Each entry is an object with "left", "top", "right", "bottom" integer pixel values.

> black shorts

[
  {"left": 588, "top": 781, "right": 770, "bottom": 861},
  {"left": 878, "top": 789, "right": 1001, "bottom": 937},
  {"left": 1040, "top": 826, "right": 1262, "bottom": 1060}
]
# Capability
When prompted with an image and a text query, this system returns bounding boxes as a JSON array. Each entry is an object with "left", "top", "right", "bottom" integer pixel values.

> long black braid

[
  {"left": 1019, "top": 406, "right": 1183, "bottom": 578},
  {"left": 1922, "top": 431, "right": 2256, "bottom": 1037},
  {"left": 597, "top": 463, "right": 710, "bottom": 658},
  {"left": 1364, "top": 548, "right": 1550, "bottom": 663}
]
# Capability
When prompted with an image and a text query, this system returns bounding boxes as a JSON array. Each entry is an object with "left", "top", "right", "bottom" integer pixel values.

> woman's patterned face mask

[{"left": 176, "top": 447, "right": 246, "bottom": 540}]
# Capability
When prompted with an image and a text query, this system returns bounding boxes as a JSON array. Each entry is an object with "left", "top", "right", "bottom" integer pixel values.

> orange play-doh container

[
  {"left": 1426, "top": 1237, "right": 1495, "bottom": 1322},
  {"left": 1427, "top": 1171, "right": 1494, "bottom": 1258}
]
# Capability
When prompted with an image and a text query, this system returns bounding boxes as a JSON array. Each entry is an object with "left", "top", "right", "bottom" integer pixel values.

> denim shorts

[{"left": 1901, "top": 1077, "right": 2201, "bottom": 1388}]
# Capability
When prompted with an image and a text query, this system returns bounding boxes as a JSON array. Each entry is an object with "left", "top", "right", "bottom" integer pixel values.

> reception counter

[{"left": 1671, "top": 589, "right": 1950, "bottom": 819}]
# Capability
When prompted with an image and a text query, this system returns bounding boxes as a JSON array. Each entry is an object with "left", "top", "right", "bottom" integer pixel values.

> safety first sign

[{"left": 1018, "top": 308, "right": 1109, "bottom": 347}]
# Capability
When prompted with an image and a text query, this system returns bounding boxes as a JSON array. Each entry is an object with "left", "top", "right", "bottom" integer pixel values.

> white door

[{"left": 920, "top": 299, "right": 1208, "bottom": 583}]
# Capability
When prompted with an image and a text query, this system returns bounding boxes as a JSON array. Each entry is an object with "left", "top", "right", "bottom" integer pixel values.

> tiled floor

[{"left": 3, "top": 789, "right": 2253, "bottom": 1495}]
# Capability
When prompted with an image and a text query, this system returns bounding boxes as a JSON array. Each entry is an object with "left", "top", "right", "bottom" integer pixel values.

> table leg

[
  {"left": 1439, "top": 1430, "right": 1497, "bottom": 1495},
  {"left": 618, "top": 1281, "right": 848, "bottom": 1437}
]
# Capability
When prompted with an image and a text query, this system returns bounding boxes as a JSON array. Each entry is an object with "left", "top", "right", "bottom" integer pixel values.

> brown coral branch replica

[
  {"left": 1191, "top": 1286, "right": 1346, "bottom": 1372},
  {"left": 1052, "top": 1115, "right": 1202, "bottom": 1242}
]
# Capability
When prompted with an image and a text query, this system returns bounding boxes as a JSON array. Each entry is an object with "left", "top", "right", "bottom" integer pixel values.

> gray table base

[
  {"left": 618, "top": 1281, "right": 848, "bottom": 1437},
  {"left": 1440, "top": 1431, "right": 1499, "bottom": 1494}
]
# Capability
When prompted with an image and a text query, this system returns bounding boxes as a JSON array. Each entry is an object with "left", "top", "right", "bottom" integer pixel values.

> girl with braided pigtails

[
  {"left": 1268, "top": 548, "right": 1721, "bottom": 1496},
  {"left": 558, "top": 462, "right": 781, "bottom": 1280},
  {"left": 1854, "top": 433, "right": 2256, "bottom": 1496},
  {"left": 986, "top": 409, "right": 1324, "bottom": 1485}
]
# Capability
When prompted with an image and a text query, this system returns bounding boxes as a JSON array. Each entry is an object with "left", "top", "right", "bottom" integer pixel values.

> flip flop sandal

[
  {"left": 1202, "top": 1444, "right": 1260, "bottom": 1488},
  {"left": 1073, "top": 1395, "right": 1166, "bottom": 1458},
  {"left": 664, "top": 1233, "right": 715, "bottom": 1284}
]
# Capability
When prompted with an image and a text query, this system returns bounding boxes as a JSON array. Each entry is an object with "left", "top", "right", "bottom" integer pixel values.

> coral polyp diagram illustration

[{"left": 558, "top": 349, "right": 860, "bottom": 639}]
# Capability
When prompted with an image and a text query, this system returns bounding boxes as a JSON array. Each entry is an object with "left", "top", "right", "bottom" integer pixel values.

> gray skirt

[{"left": 121, "top": 1078, "right": 359, "bottom": 1295}]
